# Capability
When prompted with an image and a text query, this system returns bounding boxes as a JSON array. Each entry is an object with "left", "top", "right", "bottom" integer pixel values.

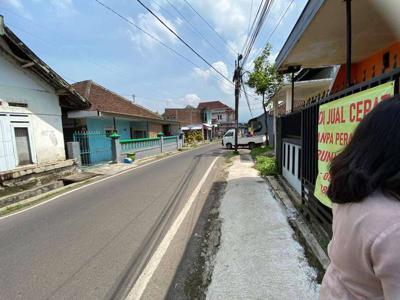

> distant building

[
  {"left": 163, "top": 100, "right": 235, "bottom": 139},
  {"left": 163, "top": 105, "right": 202, "bottom": 125},
  {"left": 197, "top": 101, "right": 235, "bottom": 136}
]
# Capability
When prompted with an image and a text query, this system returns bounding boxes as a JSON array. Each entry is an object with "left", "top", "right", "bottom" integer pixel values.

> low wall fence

[
  {"left": 69, "top": 134, "right": 182, "bottom": 166},
  {"left": 120, "top": 136, "right": 181, "bottom": 160}
]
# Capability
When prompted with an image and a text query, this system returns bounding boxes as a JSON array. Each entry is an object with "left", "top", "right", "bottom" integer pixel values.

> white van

[{"left": 222, "top": 129, "right": 266, "bottom": 149}]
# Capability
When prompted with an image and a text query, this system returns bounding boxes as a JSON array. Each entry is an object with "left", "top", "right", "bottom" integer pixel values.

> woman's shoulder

[{"left": 334, "top": 192, "right": 400, "bottom": 239}]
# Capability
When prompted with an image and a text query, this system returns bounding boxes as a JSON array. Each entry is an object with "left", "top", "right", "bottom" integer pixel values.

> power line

[
  {"left": 241, "top": 78, "right": 254, "bottom": 117},
  {"left": 135, "top": 0, "right": 233, "bottom": 84},
  {"left": 247, "top": 0, "right": 255, "bottom": 38},
  {"left": 241, "top": 0, "right": 264, "bottom": 56},
  {"left": 183, "top": 0, "right": 237, "bottom": 56},
  {"left": 95, "top": 0, "right": 249, "bottom": 103},
  {"left": 241, "top": 0, "right": 274, "bottom": 67},
  {"left": 164, "top": 0, "right": 229, "bottom": 61},
  {"left": 94, "top": 0, "right": 203, "bottom": 70},
  {"left": 254, "top": 0, "right": 295, "bottom": 59}
]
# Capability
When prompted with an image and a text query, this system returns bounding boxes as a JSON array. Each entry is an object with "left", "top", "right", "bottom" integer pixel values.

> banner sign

[{"left": 314, "top": 81, "right": 395, "bottom": 207}]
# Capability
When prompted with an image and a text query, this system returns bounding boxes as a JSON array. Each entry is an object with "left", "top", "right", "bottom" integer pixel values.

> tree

[{"left": 246, "top": 44, "right": 283, "bottom": 145}]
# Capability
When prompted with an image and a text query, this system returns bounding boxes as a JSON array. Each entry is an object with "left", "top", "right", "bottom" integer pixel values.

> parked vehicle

[{"left": 222, "top": 129, "right": 266, "bottom": 149}]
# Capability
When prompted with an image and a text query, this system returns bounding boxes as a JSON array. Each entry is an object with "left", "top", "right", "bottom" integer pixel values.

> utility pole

[{"left": 233, "top": 54, "right": 242, "bottom": 153}]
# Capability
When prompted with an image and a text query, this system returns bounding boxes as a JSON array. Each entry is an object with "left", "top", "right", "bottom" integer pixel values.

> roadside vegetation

[{"left": 251, "top": 145, "right": 277, "bottom": 176}]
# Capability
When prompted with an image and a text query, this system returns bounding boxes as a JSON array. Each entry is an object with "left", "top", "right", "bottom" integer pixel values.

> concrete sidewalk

[{"left": 207, "top": 152, "right": 320, "bottom": 299}]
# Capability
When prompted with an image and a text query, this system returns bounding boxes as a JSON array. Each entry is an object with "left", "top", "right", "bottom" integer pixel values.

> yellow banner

[{"left": 314, "top": 81, "right": 395, "bottom": 207}]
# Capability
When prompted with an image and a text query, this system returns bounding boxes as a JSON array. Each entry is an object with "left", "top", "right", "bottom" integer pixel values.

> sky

[{"left": 0, "top": 0, "right": 307, "bottom": 121}]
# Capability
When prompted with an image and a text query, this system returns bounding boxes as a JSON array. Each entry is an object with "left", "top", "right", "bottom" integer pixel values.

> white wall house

[{"left": 0, "top": 16, "right": 89, "bottom": 172}]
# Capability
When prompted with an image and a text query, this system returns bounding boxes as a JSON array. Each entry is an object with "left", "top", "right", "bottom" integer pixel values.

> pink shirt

[{"left": 320, "top": 192, "right": 400, "bottom": 299}]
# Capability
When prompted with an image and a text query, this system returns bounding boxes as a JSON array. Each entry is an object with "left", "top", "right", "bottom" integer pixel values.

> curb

[
  {"left": 265, "top": 175, "right": 330, "bottom": 271},
  {"left": 0, "top": 142, "right": 216, "bottom": 218}
]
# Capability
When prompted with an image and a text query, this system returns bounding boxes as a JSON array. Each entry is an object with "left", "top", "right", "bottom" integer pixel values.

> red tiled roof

[
  {"left": 197, "top": 101, "right": 233, "bottom": 111},
  {"left": 72, "top": 80, "right": 162, "bottom": 120}
]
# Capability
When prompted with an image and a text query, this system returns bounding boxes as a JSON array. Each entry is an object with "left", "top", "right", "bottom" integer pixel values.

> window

[
  {"left": 217, "top": 114, "right": 223, "bottom": 120},
  {"left": 132, "top": 130, "right": 146, "bottom": 139},
  {"left": 9, "top": 102, "right": 28, "bottom": 108}
]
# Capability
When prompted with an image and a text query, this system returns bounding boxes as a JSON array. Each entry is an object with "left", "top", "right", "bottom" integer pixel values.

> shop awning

[{"left": 276, "top": 0, "right": 400, "bottom": 72}]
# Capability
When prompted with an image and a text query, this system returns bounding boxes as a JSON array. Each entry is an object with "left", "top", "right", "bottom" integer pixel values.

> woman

[{"left": 320, "top": 95, "right": 400, "bottom": 299}]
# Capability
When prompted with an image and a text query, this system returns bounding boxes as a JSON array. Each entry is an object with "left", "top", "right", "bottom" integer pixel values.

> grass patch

[
  {"left": 255, "top": 156, "right": 277, "bottom": 176},
  {"left": 250, "top": 145, "right": 273, "bottom": 159}
]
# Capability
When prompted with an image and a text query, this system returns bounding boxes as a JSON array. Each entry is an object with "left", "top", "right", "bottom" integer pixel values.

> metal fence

[
  {"left": 73, "top": 131, "right": 112, "bottom": 166},
  {"left": 279, "top": 68, "right": 400, "bottom": 236}
]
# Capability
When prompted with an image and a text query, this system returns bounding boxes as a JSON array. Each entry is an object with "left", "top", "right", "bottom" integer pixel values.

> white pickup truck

[{"left": 222, "top": 129, "right": 266, "bottom": 149}]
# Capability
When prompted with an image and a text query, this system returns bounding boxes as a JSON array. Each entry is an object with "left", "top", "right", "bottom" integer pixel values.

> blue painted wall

[{"left": 84, "top": 118, "right": 131, "bottom": 164}]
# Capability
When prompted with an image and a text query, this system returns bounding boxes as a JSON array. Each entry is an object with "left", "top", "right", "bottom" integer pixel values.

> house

[
  {"left": 197, "top": 101, "right": 235, "bottom": 136},
  {"left": 163, "top": 100, "right": 235, "bottom": 140},
  {"left": 66, "top": 80, "right": 179, "bottom": 165},
  {"left": 164, "top": 105, "right": 202, "bottom": 125},
  {"left": 274, "top": 0, "right": 400, "bottom": 234},
  {"left": 0, "top": 16, "right": 90, "bottom": 173}
]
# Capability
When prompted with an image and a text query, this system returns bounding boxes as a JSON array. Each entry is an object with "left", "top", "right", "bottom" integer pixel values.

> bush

[
  {"left": 255, "top": 156, "right": 277, "bottom": 176},
  {"left": 250, "top": 145, "right": 273, "bottom": 159},
  {"left": 184, "top": 130, "right": 203, "bottom": 144}
]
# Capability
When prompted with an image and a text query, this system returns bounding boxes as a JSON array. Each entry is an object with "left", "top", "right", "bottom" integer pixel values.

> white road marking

[
  {"left": 125, "top": 156, "right": 219, "bottom": 300},
  {"left": 0, "top": 144, "right": 215, "bottom": 221}
]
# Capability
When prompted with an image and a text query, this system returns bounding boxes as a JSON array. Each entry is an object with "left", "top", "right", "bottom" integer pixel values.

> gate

[
  {"left": 299, "top": 68, "right": 400, "bottom": 236},
  {"left": 73, "top": 131, "right": 112, "bottom": 166}
]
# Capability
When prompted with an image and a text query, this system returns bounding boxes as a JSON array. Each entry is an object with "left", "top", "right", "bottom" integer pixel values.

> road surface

[{"left": 0, "top": 143, "right": 222, "bottom": 299}]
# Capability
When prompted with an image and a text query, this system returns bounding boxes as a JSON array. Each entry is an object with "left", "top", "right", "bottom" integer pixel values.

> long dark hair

[{"left": 328, "top": 95, "right": 400, "bottom": 203}]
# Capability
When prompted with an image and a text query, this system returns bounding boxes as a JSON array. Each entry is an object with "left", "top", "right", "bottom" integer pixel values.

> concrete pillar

[
  {"left": 67, "top": 141, "right": 81, "bottom": 166},
  {"left": 285, "top": 88, "right": 292, "bottom": 113},
  {"left": 273, "top": 97, "right": 279, "bottom": 154},
  {"left": 111, "top": 135, "right": 121, "bottom": 164},
  {"left": 160, "top": 136, "right": 164, "bottom": 153}
]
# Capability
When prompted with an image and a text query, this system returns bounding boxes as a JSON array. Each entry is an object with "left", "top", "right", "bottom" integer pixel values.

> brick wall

[
  {"left": 148, "top": 123, "right": 162, "bottom": 138},
  {"left": 164, "top": 108, "right": 202, "bottom": 126}
]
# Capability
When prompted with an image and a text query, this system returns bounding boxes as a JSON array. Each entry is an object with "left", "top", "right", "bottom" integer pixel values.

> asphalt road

[{"left": 0, "top": 143, "right": 222, "bottom": 299}]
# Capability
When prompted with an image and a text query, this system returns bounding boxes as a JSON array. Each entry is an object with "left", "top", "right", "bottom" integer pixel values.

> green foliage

[
  {"left": 250, "top": 145, "right": 273, "bottom": 159},
  {"left": 246, "top": 43, "right": 283, "bottom": 106},
  {"left": 255, "top": 156, "right": 277, "bottom": 176},
  {"left": 185, "top": 131, "right": 203, "bottom": 144}
]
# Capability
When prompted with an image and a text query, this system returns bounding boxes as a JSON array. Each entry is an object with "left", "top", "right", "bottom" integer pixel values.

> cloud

[
  {"left": 127, "top": 11, "right": 178, "bottom": 51},
  {"left": 165, "top": 93, "right": 202, "bottom": 108},
  {"left": 3, "top": 0, "right": 32, "bottom": 18},
  {"left": 31, "top": 0, "right": 76, "bottom": 16},
  {"left": 193, "top": 61, "right": 232, "bottom": 95},
  {"left": 171, "top": 0, "right": 299, "bottom": 58},
  {"left": 3, "top": 0, "right": 23, "bottom": 10},
  {"left": 49, "top": 0, "right": 76, "bottom": 16}
]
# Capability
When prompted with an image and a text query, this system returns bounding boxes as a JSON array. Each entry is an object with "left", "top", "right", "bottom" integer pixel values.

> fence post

[
  {"left": 160, "top": 136, "right": 164, "bottom": 153},
  {"left": 67, "top": 141, "right": 81, "bottom": 166},
  {"left": 110, "top": 133, "right": 121, "bottom": 163}
]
